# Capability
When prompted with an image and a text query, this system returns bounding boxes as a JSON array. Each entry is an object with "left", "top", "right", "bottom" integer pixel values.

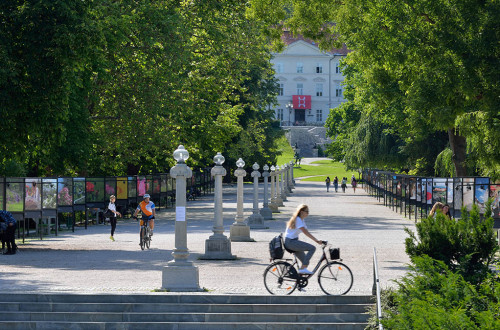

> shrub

[
  {"left": 382, "top": 256, "right": 500, "bottom": 329},
  {"left": 405, "top": 204, "right": 498, "bottom": 283}
]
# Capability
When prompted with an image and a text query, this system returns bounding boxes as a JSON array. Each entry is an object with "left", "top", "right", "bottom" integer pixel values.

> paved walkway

[{"left": 0, "top": 180, "right": 414, "bottom": 295}]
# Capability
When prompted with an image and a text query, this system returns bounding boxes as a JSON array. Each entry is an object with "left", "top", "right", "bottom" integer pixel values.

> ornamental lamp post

[
  {"left": 286, "top": 102, "right": 293, "bottom": 126},
  {"left": 269, "top": 165, "right": 278, "bottom": 212},
  {"left": 275, "top": 165, "right": 284, "bottom": 207},
  {"left": 230, "top": 158, "right": 254, "bottom": 242},
  {"left": 201, "top": 152, "right": 235, "bottom": 259},
  {"left": 162, "top": 145, "right": 201, "bottom": 291},
  {"left": 247, "top": 162, "right": 266, "bottom": 229},
  {"left": 260, "top": 164, "right": 273, "bottom": 219}
]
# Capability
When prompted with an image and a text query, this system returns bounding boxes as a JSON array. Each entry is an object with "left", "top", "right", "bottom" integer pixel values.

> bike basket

[{"left": 329, "top": 248, "right": 340, "bottom": 260}]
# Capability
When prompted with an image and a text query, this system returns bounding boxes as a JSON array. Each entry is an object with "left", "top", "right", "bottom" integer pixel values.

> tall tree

[
  {"left": 249, "top": 0, "right": 500, "bottom": 178},
  {"left": 0, "top": 0, "right": 98, "bottom": 176}
]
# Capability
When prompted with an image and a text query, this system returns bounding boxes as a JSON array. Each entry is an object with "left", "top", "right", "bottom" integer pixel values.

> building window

[
  {"left": 335, "top": 62, "right": 341, "bottom": 74},
  {"left": 276, "top": 109, "right": 284, "bottom": 121},
  {"left": 316, "top": 63, "right": 323, "bottom": 73},
  {"left": 336, "top": 85, "right": 343, "bottom": 97},
  {"left": 278, "top": 83, "right": 284, "bottom": 96},
  {"left": 296, "top": 62, "right": 303, "bottom": 73},
  {"left": 296, "top": 83, "right": 303, "bottom": 95},
  {"left": 275, "top": 63, "right": 284, "bottom": 73},
  {"left": 316, "top": 109, "right": 323, "bottom": 122},
  {"left": 315, "top": 83, "right": 323, "bottom": 97}
]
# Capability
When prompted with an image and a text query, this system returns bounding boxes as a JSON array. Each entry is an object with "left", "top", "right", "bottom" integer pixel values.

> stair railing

[{"left": 372, "top": 247, "right": 384, "bottom": 330}]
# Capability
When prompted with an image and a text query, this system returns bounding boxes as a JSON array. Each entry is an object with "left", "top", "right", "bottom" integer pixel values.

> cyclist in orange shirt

[{"left": 133, "top": 194, "right": 156, "bottom": 237}]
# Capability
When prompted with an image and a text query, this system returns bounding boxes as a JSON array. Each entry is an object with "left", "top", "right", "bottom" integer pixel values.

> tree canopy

[
  {"left": 248, "top": 0, "right": 500, "bottom": 178},
  {"left": 0, "top": 0, "right": 280, "bottom": 177}
]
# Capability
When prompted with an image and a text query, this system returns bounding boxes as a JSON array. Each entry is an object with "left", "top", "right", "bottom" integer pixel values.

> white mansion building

[{"left": 271, "top": 33, "right": 349, "bottom": 126}]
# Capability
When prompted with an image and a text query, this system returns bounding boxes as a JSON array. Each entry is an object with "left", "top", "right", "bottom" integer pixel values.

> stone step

[
  {"left": 0, "top": 293, "right": 373, "bottom": 329},
  {"left": 0, "top": 302, "right": 371, "bottom": 314},
  {"left": 0, "top": 293, "right": 374, "bottom": 305},
  {"left": 0, "top": 322, "right": 368, "bottom": 330},
  {"left": 0, "top": 311, "right": 370, "bottom": 323}
]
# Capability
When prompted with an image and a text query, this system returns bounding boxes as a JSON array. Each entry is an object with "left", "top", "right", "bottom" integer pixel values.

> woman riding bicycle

[
  {"left": 284, "top": 204, "right": 323, "bottom": 275},
  {"left": 133, "top": 194, "right": 156, "bottom": 241}
]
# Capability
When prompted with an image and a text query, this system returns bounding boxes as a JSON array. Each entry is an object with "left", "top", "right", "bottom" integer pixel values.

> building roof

[{"left": 281, "top": 31, "right": 350, "bottom": 56}]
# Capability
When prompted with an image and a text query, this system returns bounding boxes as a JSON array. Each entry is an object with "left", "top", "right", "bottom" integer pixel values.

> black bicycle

[
  {"left": 263, "top": 241, "right": 353, "bottom": 295},
  {"left": 135, "top": 215, "right": 152, "bottom": 250}
]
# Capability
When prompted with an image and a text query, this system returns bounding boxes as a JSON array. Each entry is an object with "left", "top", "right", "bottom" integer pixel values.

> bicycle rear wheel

[
  {"left": 263, "top": 261, "right": 298, "bottom": 295},
  {"left": 140, "top": 227, "right": 146, "bottom": 250},
  {"left": 318, "top": 261, "right": 353, "bottom": 295}
]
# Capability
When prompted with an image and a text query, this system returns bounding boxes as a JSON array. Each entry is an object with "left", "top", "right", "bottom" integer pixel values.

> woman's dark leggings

[{"left": 110, "top": 216, "right": 117, "bottom": 236}]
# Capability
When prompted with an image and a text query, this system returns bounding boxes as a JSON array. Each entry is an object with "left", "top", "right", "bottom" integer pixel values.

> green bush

[
  {"left": 382, "top": 256, "right": 500, "bottom": 329},
  {"left": 405, "top": 204, "right": 498, "bottom": 283}
]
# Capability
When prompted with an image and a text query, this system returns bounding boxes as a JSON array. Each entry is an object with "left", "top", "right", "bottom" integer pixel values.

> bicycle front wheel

[
  {"left": 318, "top": 261, "right": 353, "bottom": 295},
  {"left": 145, "top": 233, "right": 151, "bottom": 249},
  {"left": 140, "top": 227, "right": 146, "bottom": 250},
  {"left": 263, "top": 261, "right": 298, "bottom": 295}
]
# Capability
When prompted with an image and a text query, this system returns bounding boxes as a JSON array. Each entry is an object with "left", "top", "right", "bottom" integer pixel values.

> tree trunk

[{"left": 448, "top": 128, "right": 467, "bottom": 177}]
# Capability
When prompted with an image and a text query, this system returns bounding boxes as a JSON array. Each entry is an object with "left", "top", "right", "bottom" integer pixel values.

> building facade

[{"left": 271, "top": 35, "right": 349, "bottom": 126}]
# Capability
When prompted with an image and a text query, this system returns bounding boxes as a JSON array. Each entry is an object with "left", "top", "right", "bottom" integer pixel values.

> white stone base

[
  {"left": 260, "top": 207, "right": 273, "bottom": 220},
  {"left": 162, "top": 262, "right": 203, "bottom": 292},
  {"left": 269, "top": 202, "right": 280, "bottom": 213},
  {"left": 200, "top": 236, "right": 236, "bottom": 260},
  {"left": 247, "top": 213, "right": 267, "bottom": 229},
  {"left": 230, "top": 224, "right": 255, "bottom": 242}
]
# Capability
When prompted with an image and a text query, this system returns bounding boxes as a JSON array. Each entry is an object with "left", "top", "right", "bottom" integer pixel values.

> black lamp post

[{"left": 286, "top": 102, "right": 293, "bottom": 126}]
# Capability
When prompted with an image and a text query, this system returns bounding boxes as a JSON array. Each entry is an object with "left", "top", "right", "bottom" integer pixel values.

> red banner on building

[{"left": 292, "top": 95, "right": 311, "bottom": 109}]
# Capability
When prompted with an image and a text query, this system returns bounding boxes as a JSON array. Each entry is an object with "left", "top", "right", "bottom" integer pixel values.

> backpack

[{"left": 269, "top": 234, "right": 284, "bottom": 260}]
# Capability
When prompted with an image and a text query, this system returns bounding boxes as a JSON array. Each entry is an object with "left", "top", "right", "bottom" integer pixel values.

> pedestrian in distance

[
  {"left": 283, "top": 204, "right": 323, "bottom": 275},
  {"left": 341, "top": 177, "right": 347, "bottom": 193},
  {"left": 333, "top": 176, "right": 339, "bottom": 192},
  {"left": 325, "top": 176, "right": 331, "bottom": 192},
  {"left": 429, "top": 202, "right": 444, "bottom": 218},
  {"left": 351, "top": 176, "right": 357, "bottom": 193},
  {"left": 442, "top": 204, "right": 452, "bottom": 220},
  {"left": 0, "top": 211, "right": 17, "bottom": 255},
  {"left": 107, "top": 195, "right": 121, "bottom": 241},
  {"left": 0, "top": 216, "right": 6, "bottom": 254}
]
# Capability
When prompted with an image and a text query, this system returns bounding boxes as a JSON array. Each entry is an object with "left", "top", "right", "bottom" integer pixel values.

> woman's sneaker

[{"left": 297, "top": 268, "right": 313, "bottom": 275}]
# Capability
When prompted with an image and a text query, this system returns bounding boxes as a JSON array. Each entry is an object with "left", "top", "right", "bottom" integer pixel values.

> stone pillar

[
  {"left": 162, "top": 145, "right": 201, "bottom": 292},
  {"left": 289, "top": 161, "right": 295, "bottom": 188},
  {"left": 275, "top": 165, "right": 284, "bottom": 207},
  {"left": 247, "top": 163, "right": 266, "bottom": 228},
  {"left": 230, "top": 158, "right": 254, "bottom": 242},
  {"left": 201, "top": 152, "right": 236, "bottom": 260},
  {"left": 269, "top": 166, "right": 279, "bottom": 213},
  {"left": 280, "top": 165, "right": 288, "bottom": 202},
  {"left": 260, "top": 164, "right": 273, "bottom": 219},
  {"left": 284, "top": 163, "right": 291, "bottom": 194}
]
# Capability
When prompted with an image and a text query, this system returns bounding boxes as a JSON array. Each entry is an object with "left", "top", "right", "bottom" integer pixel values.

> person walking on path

[
  {"left": 107, "top": 195, "right": 121, "bottom": 241},
  {"left": 351, "top": 176, "right": 357, "bottom": 193},
  {"left": 333, "top": 176, "right": 339, "bottom": 192},
  {"left": 325, "top": 177, "right": 331, "bottom": 192},
  {"left": 341, "top": 177, "right": 347, "bottom": 193},
  {"left": 283, "top": 204, "right": 323, "bottom": 275}
]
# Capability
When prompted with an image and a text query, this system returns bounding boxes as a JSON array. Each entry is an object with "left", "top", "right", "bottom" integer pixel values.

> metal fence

[
  {"left": 362, "top": 169, "right": 500, "bottom": 221},
  {"left": 0, "top": 169, "right": 214, "bottom": 241}
]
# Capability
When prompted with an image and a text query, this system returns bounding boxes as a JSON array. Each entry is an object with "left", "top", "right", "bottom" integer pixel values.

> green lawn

[
  {"left": 295, "top": 161, "right": 358, "bottom": 182},
  {"left": 275, "top": 136, "right": 358, "bottom": 182}
]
